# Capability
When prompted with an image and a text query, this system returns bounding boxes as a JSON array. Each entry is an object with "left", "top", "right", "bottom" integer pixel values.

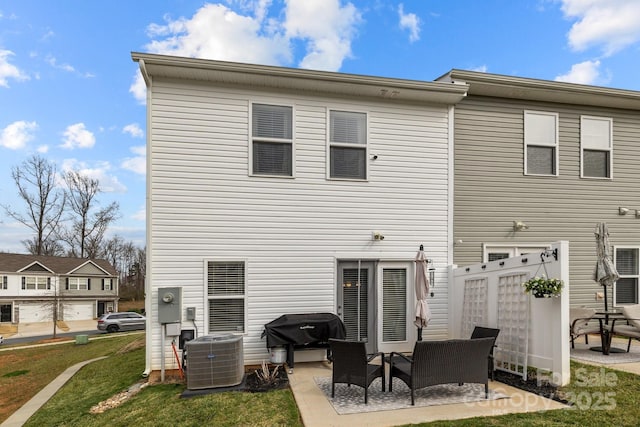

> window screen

[
  {"left": 524, "top": 111, "right": 558, "bottom": 176},
  {"left": 207, "top": 261, "right": 245, "bottom": 333},
  {"left": 330, "top": 110, "right": 366, "bottom": 179},
  {"left": 252, "top": 104, "right": 293, "bottom": 176}
]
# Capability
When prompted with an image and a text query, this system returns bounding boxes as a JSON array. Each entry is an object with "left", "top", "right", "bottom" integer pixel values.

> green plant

[{"left": 522, "top": 276, "right": 564, "bottom": 298}]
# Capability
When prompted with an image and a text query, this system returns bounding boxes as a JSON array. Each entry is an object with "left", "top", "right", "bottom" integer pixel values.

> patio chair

[
  {"left": 389, "top": 337, "right": 494, "bottom": 405},
  {"left": 570, "top": 307, "right": 600, "bottom": 349},
  {"left": 328, "top": 339, "right": 385, "bottom": 404},
  {"left": 611, "top": 304, "right": 640, "bottom": 352},
  {"left": 470, "top": 326, "right": 500, "bottom": 380}
]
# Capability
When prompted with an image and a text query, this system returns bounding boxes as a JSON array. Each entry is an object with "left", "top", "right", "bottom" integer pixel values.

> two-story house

[
  {"left": 132, "top": 52, "right": 469, "bottom": 371},
  {"left": 437, "top": 69, "right": 640, "bottom": 309},
  {"left": 0, "top": 253, "right": 119, "bottom": 323}
]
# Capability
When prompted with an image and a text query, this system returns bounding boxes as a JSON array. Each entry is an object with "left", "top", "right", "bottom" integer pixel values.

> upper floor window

[
  {"left": 615, "top": 247, "right": 638, "bottom": 305},
  {"left": 103, "top": 278, "right": 112, "bottom": 291},
  {"left": 1, "top": 276, "right": 7, "bottom": 290},
  {"left": 22, "top": 276, "right": 50, "bottom": 290},
  {"left": 251, "top": 103, "right": 293, "bottom": 177},
  {"left": 207, "top": 261, "right": 245, "bottom": 333},
  {"left": 524, "top": 111, "right": 558, "bottom": 176},
  {"left": 329, "top": 110, "right": 367, "bottom": 180},
  {"left": 581, "top": 116, "right": 612, "bottom": 179},
  {"left": 68, "top": 277, "right": 89, "bottom": 290}
]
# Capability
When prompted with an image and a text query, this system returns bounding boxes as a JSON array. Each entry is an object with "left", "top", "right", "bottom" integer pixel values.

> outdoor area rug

[
  {"left": 314, "top": 377, "right": 509, "bottom": 415},
  {"left": 570, "top": 341, "right": 640, "bottom": 365}
]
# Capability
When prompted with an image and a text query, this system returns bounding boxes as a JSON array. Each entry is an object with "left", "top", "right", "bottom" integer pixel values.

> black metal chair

[
  {"left": 470, "top": 326, "right": 500, "bottom": 380},
  {"left": 328, "top": 339, "right": 385, "bottom": 404}
]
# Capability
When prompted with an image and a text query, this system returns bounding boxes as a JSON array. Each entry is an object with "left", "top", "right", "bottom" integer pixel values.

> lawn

[{"left": 4, "top": 335, "right": 640, "bottom": 426}]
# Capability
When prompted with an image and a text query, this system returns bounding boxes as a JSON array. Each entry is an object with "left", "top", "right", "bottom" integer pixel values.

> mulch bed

[
  {"left": 243, "top": 364, "right": 289, "bottom": 393},
  {"left": 494, "top": 369, "right": 570, "bottom": 405}
]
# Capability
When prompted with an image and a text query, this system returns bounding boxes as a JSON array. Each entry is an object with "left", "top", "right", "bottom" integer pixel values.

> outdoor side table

[{"left": 590, "top": 311, "right": 626, "bottom": 355}]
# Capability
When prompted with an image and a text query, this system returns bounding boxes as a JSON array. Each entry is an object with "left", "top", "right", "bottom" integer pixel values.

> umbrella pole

[{"left": 417, "top": 327, "right": 422, "bottom": 341}]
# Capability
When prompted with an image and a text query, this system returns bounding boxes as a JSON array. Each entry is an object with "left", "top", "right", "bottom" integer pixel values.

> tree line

[{"left": 2, "top": 154, "right": 144, "bottom": 300}]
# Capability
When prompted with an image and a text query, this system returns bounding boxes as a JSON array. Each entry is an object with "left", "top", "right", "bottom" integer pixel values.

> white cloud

[
  {"left": 398, "top": 3, "right": 420, "bottom": 43},
  {"left": 555, "top": 59, "right": 603, "bottom": 84},
  {"left": 121, "top": 145, "right": 146, "bottom": 175},
  {"left": 284, "top": 0, "right": 361, "bottom": 70},
  {"left": 37, "top": 144, "right": 49, "bottom": 153},
  {"left": 123, "top": 123, "right": 144, "bottom": 138},
  {"left": 46, "top": 55, "right": 94, "bottom": 78},
  {"left": 130, "top": 71, "right": 147, "bottom": 105},
  {"left": 561, "top": 0, "right": 640, "bottom": 56},
  {"left": 61, "top": 123, "right": 95, "bottom": 149},
  {"left": 0, "top": 120, "right": 37, "bottom": 149},
  {"left": 470, "top": 65, "right": 488, "bottom": 73},
  {"left": 132, "top": 206, "right": 146, "bottom": 221},
  {"left": 0, "top": 50, "right": 29, "bottom": 87},
  {"left": 145, "top": 3, "right": 291, "bottom": 65},
  {"left": 61, "top": 158, "right": 127, "bottom": 193}
]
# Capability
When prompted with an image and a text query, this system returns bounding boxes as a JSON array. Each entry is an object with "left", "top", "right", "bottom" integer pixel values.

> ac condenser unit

[{"left": 185, "top": 334, "right": 244, "bottom": 390}]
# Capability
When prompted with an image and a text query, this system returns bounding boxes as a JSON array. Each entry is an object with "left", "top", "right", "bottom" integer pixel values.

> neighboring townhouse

[
  {"left": 0, "top": 253, "right": 119, "bottom": 323},
  {"left": 132, "top": 52, "right": 469, "bottom": 371},
  {"left": 437, "top": 70, "right": 640, "bottom": 309}
]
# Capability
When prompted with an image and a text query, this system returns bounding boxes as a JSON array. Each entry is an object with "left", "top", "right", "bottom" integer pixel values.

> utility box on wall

[{"left": 158, "top": 287, "right": 182, "bottom": 324}]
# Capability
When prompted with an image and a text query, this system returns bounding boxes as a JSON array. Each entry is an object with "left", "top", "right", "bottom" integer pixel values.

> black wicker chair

[
  {"left": 389, "top": 337, "right": 495, "bottom": 405},
  {"left": 328, "top": 339, "right": 385, "bottom": 404},
  {"left": 470, "top": 326, "right": 500, "bottom": 380}
]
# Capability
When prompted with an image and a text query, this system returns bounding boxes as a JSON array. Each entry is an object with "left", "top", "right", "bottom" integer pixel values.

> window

[
  {"left": 329, "top": 110, "right": 367, "bottom": 179},
  {"left": 1, "top": 276, "right": 6, "bottom": 290},
  {"left": 251, "top": 103, "right": 293, "bottom": 176},
  {"left": 524, "top": 111, "right": 558, "bottom": 176},
  {"left": 22, "top": 276, "right": 50, "bottom": 290},
  {"left": 103, "top": 278, "right": 112, "bottom": 291},
  {"left": 615, "top": 247, "right": 639, "bottom": 305},
  {"left": 68, "top": 277, "right": 89, "bottom": 290},
  {"left": 581, "top": 116, "right": 612, "bottom": 178},
  {"left": 207, "top": 261, "right": 245, "bottom": 333}
]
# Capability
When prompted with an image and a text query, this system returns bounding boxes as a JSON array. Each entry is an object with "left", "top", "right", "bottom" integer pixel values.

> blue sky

[{"left": 1, "top": 0, "right": 640, "bottom": 253}]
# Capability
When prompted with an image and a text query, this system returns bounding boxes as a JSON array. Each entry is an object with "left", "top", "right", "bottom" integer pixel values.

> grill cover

[{"left": 262, "top": 313, "right": 346, "bottom": 368}]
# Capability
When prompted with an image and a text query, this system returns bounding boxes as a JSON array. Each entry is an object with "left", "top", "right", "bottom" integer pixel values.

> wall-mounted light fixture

[
  {"left": 513, "top": 221, "right": 529, "bottom": 232},
  {"left": 373, "top": 231, "right": 385, "bottom": 241},
  {"left": 619, "top": 207, "right": 629, "bottom": 215}
]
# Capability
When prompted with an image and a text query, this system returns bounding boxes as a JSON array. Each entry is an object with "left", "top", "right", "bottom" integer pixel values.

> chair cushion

[
  {"left": 622, "top": 305, "right": 640, "bottom": 330},
  {"left": 613, "top": 324, "right": 640, "bottom": 339},
  {"left": 570, "top": 307, "right": 596, "bottom": 334}
]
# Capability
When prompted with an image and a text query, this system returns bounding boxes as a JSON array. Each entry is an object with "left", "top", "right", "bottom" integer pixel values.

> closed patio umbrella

[
  {"left": 414, "top": 245, "right": 432, "bottom": 341},
  {"left": 593, "top": 222, "right": 619, "bottom": 314}
]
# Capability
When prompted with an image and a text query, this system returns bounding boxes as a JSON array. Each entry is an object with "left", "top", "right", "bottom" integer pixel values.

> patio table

[{"left": 590, "top": 311, "right": 626, "bottom": 355}]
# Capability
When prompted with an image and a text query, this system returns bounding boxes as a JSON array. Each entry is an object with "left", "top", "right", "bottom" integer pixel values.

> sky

[{"left": 1, "top": 0, "right": 640, "bottom": 254}]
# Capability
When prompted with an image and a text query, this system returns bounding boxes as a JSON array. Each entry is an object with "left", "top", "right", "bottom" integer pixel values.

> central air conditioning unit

[{"left": 184, "top": 334, "right": 244, "bottom": 390}]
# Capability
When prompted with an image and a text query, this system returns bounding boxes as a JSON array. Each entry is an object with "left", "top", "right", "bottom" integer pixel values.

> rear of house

[
  {"left": 134, "top": 53, "right": 468, "bottom": 372},
  {"left": 439, "top": 70, "right": 640, "bottom": 309}
]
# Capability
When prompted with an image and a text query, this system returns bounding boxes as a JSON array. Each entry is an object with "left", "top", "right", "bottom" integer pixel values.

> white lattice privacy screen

[
  {"left": 496, "top": 273, "right": 530, "bottom": 380},
  {"left": 461, "top": 278, "right": 488, "bottom": 338}
]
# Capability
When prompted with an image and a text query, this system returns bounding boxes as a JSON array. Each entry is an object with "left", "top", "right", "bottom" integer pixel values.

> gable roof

[
  {"left": 436, "top": 69, "right": 640, "bottom": 111},
  {"left": 0, "top": 253, "right": 117, "bottom": 276}
]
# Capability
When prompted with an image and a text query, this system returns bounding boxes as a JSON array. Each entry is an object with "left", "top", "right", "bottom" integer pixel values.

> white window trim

[
  {"left": 103, "top": 278, "right": 112, "bottom": 291},
  {"left": 580, "top": 115, "right": 613, "bottom": 180},
  {"left": 613, "top": 246, "right": 639, "bottom": 306},
  {"left": 482, "top": 243, "right": 551, "bottom": 263},
  {"left": 524, "top": 110, "right": 559, "bottom": 177},
  {"left": 204, "top": 258, "right": 248, "bottom": 335},
  {"left": 326, "top": 108, "right": 369, "bottom": 181},
  {"left": 24, "top": 276, "right": 50, "bottom": 290},
  {"left": 1, "top": 275, "right": 7, "bottom": 290},
  {"left": 69, "top": 277, "right": 88, "bottom": 291},
  {"left": 248, "top": 101, "right": 295, "bottom": 178}
]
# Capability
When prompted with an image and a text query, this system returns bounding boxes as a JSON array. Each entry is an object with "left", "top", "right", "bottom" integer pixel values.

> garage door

[
  {"left": 19, "top": 302, "right": 49, "bottom": 323},
  {"left": 64, "top": 301, "right": 95, "bottom": 321}
]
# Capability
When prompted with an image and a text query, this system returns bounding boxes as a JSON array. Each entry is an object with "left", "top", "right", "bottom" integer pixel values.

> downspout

[{"left": 138, "top": 58, "right": 153, "bottom": 379}]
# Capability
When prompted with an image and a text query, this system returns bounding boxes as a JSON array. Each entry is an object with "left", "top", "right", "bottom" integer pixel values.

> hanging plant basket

[{"left": 522, "top": 276, "right": 564, "bottom": 298}]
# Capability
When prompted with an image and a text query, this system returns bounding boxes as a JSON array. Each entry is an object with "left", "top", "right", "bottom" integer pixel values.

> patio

[{"left": 287, "top": 361, "right": 567, "bottom": 427}]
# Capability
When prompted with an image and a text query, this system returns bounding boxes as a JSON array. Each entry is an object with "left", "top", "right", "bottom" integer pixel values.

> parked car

[
  {"left": 0, "top": 335, "right": 3, "bottom": 344},
  {"left": 97, "top": 312, "right": 146, "bottom": 333}
]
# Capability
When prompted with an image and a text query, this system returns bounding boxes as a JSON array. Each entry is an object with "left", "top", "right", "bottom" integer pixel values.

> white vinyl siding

[
  {"left": 250, "top": 103, "right": 293, "bottom": 177},
  {"left": 524, "top": 111, "right": 558, "bottom": 176},
  {"left": 615, "top": 247, "right": 639, "bottom": 305},
  {"left": 329, "top": 110, "right": 367, "bottom": 180},
  {"left": 207, "top": 261, "right": 246, "bottom": 333},
  {"left": 581, "top": 116, "right": 612, "bottom": 179}
]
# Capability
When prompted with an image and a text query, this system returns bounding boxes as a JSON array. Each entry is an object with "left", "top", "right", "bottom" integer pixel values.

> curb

[{"left": 0, "top": 357, "right": 108, "bottom": 427}]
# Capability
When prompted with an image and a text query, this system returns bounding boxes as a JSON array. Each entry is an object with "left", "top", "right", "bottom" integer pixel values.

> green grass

[{"left": 10, "top": 337, "right": 640, "bottom": 427}]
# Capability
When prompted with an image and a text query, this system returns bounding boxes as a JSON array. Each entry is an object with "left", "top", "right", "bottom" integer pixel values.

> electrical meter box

[{"left": 158, "top": 287, "right": 182, "bottom": 323}]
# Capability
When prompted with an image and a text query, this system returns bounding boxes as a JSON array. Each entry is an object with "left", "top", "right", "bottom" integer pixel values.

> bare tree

[
  {"left": 2, "top": 155, "right": 65, "bottom": 255},
  {"left": 60, "top": 171, "right": 120, "bottom": 258}
]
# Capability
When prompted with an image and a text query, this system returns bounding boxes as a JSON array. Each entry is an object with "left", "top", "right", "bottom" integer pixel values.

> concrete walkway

[{"left": 1, "top": 357, "right": 107, "bottom": 427}]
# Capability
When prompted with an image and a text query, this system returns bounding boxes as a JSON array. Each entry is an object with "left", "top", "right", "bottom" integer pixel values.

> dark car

[{"left": 97, "top": 312, "right": 146, "bottom": 333}]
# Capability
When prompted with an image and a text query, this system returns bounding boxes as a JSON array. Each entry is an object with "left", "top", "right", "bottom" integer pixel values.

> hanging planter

[{"left": 522, "top": 276, "right": 564, "bottom": 298}]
